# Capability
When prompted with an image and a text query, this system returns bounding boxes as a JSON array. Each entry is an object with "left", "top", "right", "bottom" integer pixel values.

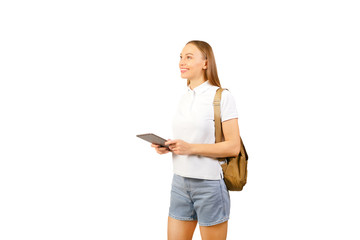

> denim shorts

[{"left": 169, "top": 174, "right": 230, "bottom": 226}]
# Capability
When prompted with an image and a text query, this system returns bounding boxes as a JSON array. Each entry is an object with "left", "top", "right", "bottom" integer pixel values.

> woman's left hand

[{"left": 165, "top": 139, "right": 193, "bottom": 155}]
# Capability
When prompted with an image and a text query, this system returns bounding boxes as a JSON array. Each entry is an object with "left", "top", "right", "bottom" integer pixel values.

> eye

[{"left": 187, "top": 56, "right": 191, "bottom": 60}]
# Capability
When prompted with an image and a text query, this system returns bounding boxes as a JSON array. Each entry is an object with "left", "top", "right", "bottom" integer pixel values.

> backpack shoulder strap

[{"left": 213, "top": 88, "right": 226, "bottom": 143}]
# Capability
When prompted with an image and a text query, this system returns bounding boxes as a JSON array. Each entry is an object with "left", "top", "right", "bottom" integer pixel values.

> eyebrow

[{"left": 180, "top": 53, "right": 194, "bottom": 56}]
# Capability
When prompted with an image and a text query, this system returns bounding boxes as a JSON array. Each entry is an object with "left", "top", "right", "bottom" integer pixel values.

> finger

[
  {"left": 158, "top": 148, "right": 169, "bottom": 154},
  {"left": 165, "top": 139, "right": 176, "bottom": 145}
]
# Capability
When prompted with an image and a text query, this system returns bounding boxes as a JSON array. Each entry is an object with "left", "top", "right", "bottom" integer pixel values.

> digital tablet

[{"left": 136, "top": 133, "right": 170, "bottom": 150}]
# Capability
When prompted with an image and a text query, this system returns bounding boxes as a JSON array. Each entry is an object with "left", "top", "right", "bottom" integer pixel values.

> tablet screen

[{"left": 136, "top": 133, "right": 170, "bottom": 149}]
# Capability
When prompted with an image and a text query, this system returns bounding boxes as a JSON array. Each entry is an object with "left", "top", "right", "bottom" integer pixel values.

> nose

[{"left": 179, "top": 58, "right": 186, "bottom": 66}]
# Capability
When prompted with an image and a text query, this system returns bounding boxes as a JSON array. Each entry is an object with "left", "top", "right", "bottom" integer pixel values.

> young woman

[{"left": 151, "top": 40, "right": 240, "bottom": 240}]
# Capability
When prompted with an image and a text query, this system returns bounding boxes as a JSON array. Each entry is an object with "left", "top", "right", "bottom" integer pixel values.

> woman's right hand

[{"left": 151, "top": 143, "right": 170, "bottom": 155}]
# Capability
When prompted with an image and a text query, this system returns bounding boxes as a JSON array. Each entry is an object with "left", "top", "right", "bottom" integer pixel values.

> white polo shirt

[{"left": 172, "top": 80, "right": 238, "bottom": 180}]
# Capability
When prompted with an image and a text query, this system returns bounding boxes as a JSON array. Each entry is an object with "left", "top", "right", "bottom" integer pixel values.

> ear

[{"left": 203, "top": 60, "right": 208, "bottom": 70}]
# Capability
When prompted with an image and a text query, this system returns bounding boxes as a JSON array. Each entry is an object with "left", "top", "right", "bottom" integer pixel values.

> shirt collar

[{"left": 187, "top": 80, "right": 212, "bottom": 95}]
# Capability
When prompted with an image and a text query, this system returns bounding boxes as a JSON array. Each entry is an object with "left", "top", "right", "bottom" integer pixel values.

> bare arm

[{"left": 165, "top": 118, "right": 240, "bottom": 158}]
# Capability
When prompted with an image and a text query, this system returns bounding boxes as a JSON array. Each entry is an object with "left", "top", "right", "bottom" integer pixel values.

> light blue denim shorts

[{"left": 169, "top": 174, "right": 230, "bottom": 226}]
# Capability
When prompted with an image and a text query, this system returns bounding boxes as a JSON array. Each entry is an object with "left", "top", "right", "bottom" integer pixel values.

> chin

[{"left": 180, "top": 73, "right": 188, "bottom": 79}]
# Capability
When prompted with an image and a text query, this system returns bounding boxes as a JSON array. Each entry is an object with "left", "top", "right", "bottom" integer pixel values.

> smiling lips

[{"left": 180, "top": 68, "right": 189, "bottom": 73}]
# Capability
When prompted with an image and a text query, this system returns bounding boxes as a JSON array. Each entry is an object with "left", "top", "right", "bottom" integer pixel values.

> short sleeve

[{"left": 220, "top": 90, "right": 238, "bottom": 122}]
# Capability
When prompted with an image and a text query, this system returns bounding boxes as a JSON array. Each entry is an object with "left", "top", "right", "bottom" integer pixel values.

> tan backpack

[{"left": 213, "top": 88, "right": 248, "bottom": 191}]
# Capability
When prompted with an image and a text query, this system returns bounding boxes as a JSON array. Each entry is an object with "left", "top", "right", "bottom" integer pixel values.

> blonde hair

[{"left": 186, "top": 40, "right": 221, "bottom": 88}]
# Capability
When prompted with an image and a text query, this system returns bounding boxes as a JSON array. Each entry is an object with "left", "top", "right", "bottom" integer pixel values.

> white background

[{"left": 1, "top": 0, "right": 359, "bottom": 239}]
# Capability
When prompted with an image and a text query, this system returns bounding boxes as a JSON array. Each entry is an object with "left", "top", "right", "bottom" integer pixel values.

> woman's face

[{"left": 179, "top": 44, "right": 207, "bottom": 80}]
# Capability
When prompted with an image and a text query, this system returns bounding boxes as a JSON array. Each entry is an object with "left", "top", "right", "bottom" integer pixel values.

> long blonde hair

[{"left": 186, "top": 40, "right": 221, "bottom": 88}]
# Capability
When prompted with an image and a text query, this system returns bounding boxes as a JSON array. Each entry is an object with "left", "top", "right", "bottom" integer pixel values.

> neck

[{"left": 189, "top": 76, "right": 206, "bottom": 90}]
